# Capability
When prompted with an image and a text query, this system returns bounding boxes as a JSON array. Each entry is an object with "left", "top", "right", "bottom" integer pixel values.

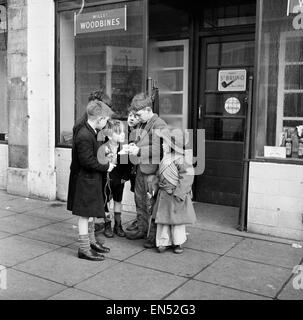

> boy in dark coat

[{"left": 67, "top": 100, "right": 115, "bottom": 261}]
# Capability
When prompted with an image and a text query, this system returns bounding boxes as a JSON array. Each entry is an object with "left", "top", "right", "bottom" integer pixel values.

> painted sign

[
  {"left": 106, "top": 46, "right": 143, "bottom": 67},
  {"left": 287, "top": 0, "right": 303, "bottom": 15},
  {"left": 75, "top": 7, "right": 127, "bottom": 35},
  {"left": 224, "top": 97, "right": 241, "bottom": 115},
  {"left": 0, "top": 5, "right": 6, "bottom": 33},
  {"left": 218, "top": 70, "right": 247, "bottom": 92}
]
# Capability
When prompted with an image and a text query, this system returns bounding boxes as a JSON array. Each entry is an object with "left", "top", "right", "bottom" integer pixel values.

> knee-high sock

[{"left": 78, "top": 217, "right": 89, "bottom": 236}]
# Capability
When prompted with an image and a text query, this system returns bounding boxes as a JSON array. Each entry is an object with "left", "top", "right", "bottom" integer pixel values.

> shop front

[
  {"left": 0, "top": 0, "right": 303, "bottom": 240},
  {"left": 54, "top": 0, "right": 303, "bottom": 240}
]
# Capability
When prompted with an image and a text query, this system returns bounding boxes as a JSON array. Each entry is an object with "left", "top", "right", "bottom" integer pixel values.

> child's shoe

[
  {"left": 173, "top": 245, "right": 184, "bottom": 254},
  {"left": 157, "top": 246, "right": 168, "bottom": 253},
  {"left": 113, "top": 222, "right": 126, "bottom": 237},
  {"left": 104, "top": 220, "right": 114, "bottom": 238}
]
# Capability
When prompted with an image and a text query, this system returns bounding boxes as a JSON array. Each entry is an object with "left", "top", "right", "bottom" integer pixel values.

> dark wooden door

[{"left": 195, "top": 34, "right": 255, "bottom": 207}]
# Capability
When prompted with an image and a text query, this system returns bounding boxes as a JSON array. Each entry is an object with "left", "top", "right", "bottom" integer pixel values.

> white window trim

[{"left": 276, "top": 30, "right": 303, "bottom": 146}]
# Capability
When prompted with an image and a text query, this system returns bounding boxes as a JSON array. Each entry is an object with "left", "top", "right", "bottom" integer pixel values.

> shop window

[
  {"left": 254, "top": 0, "right": 303, "bottom": 161},
  {"left": 0, "top": 1, "right": 7, "bottom": 143},
  {"left": 57, "top": 0, "right": 145, "bottom": 146}
]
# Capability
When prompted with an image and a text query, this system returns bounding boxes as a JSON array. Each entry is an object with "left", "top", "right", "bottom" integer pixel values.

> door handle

[{"left": 198, "top": 105, "right": 203, "bottom": 120}]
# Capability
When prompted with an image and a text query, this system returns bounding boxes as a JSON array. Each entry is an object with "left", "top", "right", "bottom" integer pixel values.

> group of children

[
  {"left": 98, "top": 110, "right": 196, "bottom": 255},
  {"left": 68, "top": 89, "right": 196, "bottom": 260}
]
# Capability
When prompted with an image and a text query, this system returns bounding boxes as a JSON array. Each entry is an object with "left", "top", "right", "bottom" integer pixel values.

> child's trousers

[{"left": 156, "top": 224, "right": 187, "bottom": 247}]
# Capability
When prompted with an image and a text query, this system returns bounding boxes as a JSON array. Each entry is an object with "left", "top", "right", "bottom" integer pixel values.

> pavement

[{"left": 0, "top": 190, "right": 302, "bottom": 300}]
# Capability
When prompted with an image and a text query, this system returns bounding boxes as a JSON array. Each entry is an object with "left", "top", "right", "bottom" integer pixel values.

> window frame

[{"left": 251, "top": 0, "right": 303, "bottom": 165}]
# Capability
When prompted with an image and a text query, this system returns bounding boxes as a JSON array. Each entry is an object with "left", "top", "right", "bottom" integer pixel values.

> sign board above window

[
  {"left": 74, "top": 6, "right": 127, "bottom": 35},
  {"left": 218, "top": 69, "right": 247, "bottom": 92}
]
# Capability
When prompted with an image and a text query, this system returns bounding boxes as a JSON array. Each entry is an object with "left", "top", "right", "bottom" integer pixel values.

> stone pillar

[{"left": 7, "top": 0, "right": 56, "bottom": 200}]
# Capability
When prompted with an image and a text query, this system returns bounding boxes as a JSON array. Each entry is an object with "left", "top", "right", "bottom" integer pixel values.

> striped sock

[
  {"left": 88, "top": 220, "right": 96, "bottom": 245},
  {"left": 79, "top": 234, "right": 90, "bottom": 252}
]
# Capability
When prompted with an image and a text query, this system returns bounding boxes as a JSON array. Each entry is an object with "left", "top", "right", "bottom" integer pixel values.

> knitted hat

[{"left": 157, "top": 127, "right": 189, "bottom": 154}]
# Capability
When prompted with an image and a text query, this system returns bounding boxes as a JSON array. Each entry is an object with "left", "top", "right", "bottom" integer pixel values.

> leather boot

[
  {"left": 114, "top": 221, "right": 126, "bottom": 237},
  {"left": 90, "top": 242, "right": 110, "bottom": 254},
  {"left": 78, "top": 248, "right": 105, "bottom": 261},
  {"left": 144, "top": 237, "right": 156, "bottom": 249},
  {"left": 104, "top": 220, "right": 114, "bottom": 238}
]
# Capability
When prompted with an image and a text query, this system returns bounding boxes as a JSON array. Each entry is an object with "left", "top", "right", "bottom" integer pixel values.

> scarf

[{"left": 159, "top": 153, "right": 183, "bottom": 187}]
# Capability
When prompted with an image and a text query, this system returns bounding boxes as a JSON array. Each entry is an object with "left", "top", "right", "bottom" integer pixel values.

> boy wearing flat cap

[{"left": 126, "top": 93, "right": 167, "bottom": 249}]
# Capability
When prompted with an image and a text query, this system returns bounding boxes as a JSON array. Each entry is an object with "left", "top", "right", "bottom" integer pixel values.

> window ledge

[{"left": 250, "top": 157, "right": 303, "bottom": 166}]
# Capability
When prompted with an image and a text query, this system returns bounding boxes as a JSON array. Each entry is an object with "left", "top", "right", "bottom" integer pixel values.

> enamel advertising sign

[
  {"left": 218, "top": 70, "right": 247, "bottom": 92},
  {"left": 75, "top": 7, "right": 127, "bottom": 35}
]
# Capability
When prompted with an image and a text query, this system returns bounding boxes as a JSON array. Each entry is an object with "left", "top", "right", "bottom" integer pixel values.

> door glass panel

[
  {"left": 205, "top": 94, "right": 246, "bottom": 116},
  {"left": 207, "top": 43, "right": 220, "bottom": 67},
  {"left": 205, "top": 118, "right": 245, "bottom": 142},
  {"left": 221, "top": 41, "right": 254, "bottom": 66},
  {"left": 206, "top": 69, "right": 218, "bottom": 91}
]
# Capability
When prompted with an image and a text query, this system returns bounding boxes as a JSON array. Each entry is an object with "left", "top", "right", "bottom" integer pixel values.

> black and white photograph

[{"left": 0, "top": 0, "right": 302, "bottom": 308}]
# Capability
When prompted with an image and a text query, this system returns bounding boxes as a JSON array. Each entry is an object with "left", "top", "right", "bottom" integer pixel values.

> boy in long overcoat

[{"left": 67, "top": 100, "right": 115, "bottom": 261}]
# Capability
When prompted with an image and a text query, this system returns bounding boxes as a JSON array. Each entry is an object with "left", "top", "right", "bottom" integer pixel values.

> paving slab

[
  {"left": 23, "top": 203, "right": 71, "bottom": 222},
  {"left": 14, "top": 247, "right": 119, "bottom": 287},
  {"left": 0, "top": 235, "right": 59, "bottom": 267},
  {"left": 226, "top": 238, "right": 303, "bottom": 269},
  {"left": 94, "top": 237, "right": 145, "bottom": 261},
  {"left": 0, "top": 192, "right": 20, "bottom": 202},
  {"left": 277, "top": 275, "right": 303, "bottom": 300},
  {"left": 195, "top": 256, "right": 291, "bottom": 298},
  {"left": 0, "top": 209, "right": 16, "bottom": 219},
  {"left": 0, "top": 231, "right": 12, "bottom": 240},
  {"left": 0, "top": 269, "right": 67, "bottom": 300},
  {"left": 166, "top": 280, "right": 271, "bottom": 300},
  {"left": 0, "top": 214, "right": 54, "bottom": 234},
  {"left": 185, "top": 227, "right": 243, "bottom": 255},
  {"left": 0, "top": 197, "right": 48, "bottom": 213},
  {"left": 20, "top": 221, "right": 78, "bottom": 247},
  {"left": 126, "top": 248, "right": 219, "bottom": 278},
  {"left": 76, "top": 262, "right": 187, "bottom": 300},
  {"left": 48, "top": 288, "right": 109, "bottom": 300}
]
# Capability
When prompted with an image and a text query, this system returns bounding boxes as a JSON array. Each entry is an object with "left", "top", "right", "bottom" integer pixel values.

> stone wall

[{"left": 248, "top": 162, "right": 303, "bottom": 241}]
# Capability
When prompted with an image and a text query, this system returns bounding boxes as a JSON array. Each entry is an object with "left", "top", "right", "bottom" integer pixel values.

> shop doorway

[{"left": 195, "top": 34, "right": 255, "bottom": 207}]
